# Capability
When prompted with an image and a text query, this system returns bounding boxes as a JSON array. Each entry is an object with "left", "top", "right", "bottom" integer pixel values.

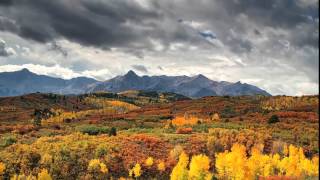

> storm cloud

[{"left": 0, "top": 0, "right": 318, "bottom": 95}]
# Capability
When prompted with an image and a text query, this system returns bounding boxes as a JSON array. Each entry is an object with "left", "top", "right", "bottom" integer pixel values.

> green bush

[
  {"left": 109, "top": 127, "right": 117, "bottom": 136},
  {"left": 95, "top": 144, "right": 109, "bottom": 158},
  {"left": 268, "top": 115, "right": 280, "bottom": 124},
  {"left": 1, "top": 136, "right": 17, "bottom": 147},
  {"left": 159, "top": 115, "right": 174, "bottom": 120},
  {"left": 77, "top": 125, "right": 109, "bottom": 135},
  {"left": 192, "top": 124, "right": 209, "bottom": 133},
  {"left": 221, "top": 105, "right": 237, "bottom": 118}
]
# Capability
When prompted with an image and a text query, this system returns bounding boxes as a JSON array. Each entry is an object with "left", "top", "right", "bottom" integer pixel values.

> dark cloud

[
  {"left": 132, "top": 65, "right": 148, "bottom": 73},
  {"left": 226, "top": 34, "right": 253, "bottom": 54},
  {"left": 49, "top": 41, "right": 68, "bottom": 57},
  {"left": 0, "top": 0, "right": 318, "bottom": 89},
  {"left": 0, "top": 0, "right": 163, "bottom": 49},
  {"left": 0, "top": 0, "right": 13, "bottom": 6},
  {"left": 0, "top": 16, "right": 19, "bottom": 33},
  {"left": 254, "top": 29, "right": 261, "bottom": 36},
  {"left": 214, "top": 0, "right": 317, "bottom": 28},
  {"left": 1, "top": 0, "right": 317, "bottom": 50}
]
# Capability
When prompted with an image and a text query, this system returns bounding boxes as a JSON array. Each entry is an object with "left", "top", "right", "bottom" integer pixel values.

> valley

[
  {"left": 0, "top": 0, "right": 318, "bottom": 179},
  {"left": 0, "top": 91, "right": 318, "bottom": 179}
]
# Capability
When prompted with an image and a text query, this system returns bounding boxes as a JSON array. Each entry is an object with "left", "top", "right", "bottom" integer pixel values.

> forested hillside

[{"left": 0, "top": 93, "right": 318, "bottom": 179}]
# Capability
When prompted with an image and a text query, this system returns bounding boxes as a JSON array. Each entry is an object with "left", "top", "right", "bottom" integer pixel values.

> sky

[{"left": 0, "top": 0, "right": 319, "bottom": 96}]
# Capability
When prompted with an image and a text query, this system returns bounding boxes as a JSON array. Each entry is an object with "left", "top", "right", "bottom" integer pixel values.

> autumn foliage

[
  {"left": 215, "top": 144, "right": 319, "bottom": 179},
  {"left": 0, "top": 132, "right": 318, "bottom": 179},
  {"left": 0, "top": 94, "right": 318, "bottom": 179},
  {"left": 172, "top": 116, "right": 199, "bottom": 126},
  {"left": 176, "top": 127, "right": 193, "bottom": 134}
]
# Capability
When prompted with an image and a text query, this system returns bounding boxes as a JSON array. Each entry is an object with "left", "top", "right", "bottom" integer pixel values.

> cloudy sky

[{"left": 0, "top": 0, "right": 318, "bottom": 95}]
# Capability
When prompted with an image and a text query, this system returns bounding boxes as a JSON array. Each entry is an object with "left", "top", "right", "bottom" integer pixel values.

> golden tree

[
  {"left": 145, "top": 157, "right": 154, "bottom": 167},
  {"left": 37, "top": 169, "right": 52, "bottom": 180},
  {"left": 88, "top": 159, "right": 108, "bottom": 174},
  {"left": 170, "top": 152, "right": 189, "bottom": 180},
  {"left": 216, "top": 143, "right": 319, "bottom": 179},
  {"left": 157, "top": 161, "right": 166, "bottom": 172},
  {"left": 132, "top": 163, "right": 142, "bottom": 178},
  {"left": 215, "top": 143, "right": 247, "bottom": 179},
  {"left": 278, "top": 145, "right": 319, "bottom": 177},
  {"left": 188, "top": 154, "right": 212, "bottom": 180}
]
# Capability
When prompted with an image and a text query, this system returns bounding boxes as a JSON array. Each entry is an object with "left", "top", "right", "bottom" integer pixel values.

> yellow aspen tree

[
  {"left": 88, "top": 159, "right": 108, "bottom": 174},
  {"left": 157, "top": 161, "right": 166, "bottom": 172},
  {"left": 132, "top": 163, "right": 142, "bottom": 178},
  {"left": 145, "top": 157, "right": 154, "bottom": 167},
  {"left": 188, "top": 154, "right": 212, "bottom": 180},
  {"left": 171, "top": 152, "right": 189, "bottom": 180},
  {"left": 215, "top": 144, "right": 247, "bottom": 180},
  {"left": 37, "top": 169, "right": 52, "bottom": 180}
]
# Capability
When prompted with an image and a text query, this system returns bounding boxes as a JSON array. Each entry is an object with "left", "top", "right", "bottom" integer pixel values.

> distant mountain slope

[
  {"left": 0, "top": 69, "right": 270, "bottom": 97},
  {"left": 0, "top": 90, "right": 189, "bottom": 122},
  {"left": 0, "top": 69, "right": 97, "bottom": 97},
  {"left": 90, "top": 70, "right": 271, "bottom": 97}
]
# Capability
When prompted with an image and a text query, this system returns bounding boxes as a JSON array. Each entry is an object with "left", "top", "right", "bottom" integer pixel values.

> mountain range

[{"left": 0, "top": 68, "right": 270, "bottom": 97}]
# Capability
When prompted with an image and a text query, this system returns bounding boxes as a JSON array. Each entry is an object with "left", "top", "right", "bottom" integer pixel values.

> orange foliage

[
  {"left": 117, "top": 134, "right": 173, "bottom": 170},
  {"left": 171, "top": 116, "right": 199, "bottom": 126},
  {"left": 186, "top": 135, "right": 208, "bottom": 155}
]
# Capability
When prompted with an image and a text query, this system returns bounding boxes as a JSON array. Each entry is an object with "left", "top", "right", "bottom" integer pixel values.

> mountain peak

[
  {"left": 195, "top": 74, "right": 207, "bottom": 79},
  {"left": 124, "top": 70, "right": 139, "bottom": 77},
  {"left": 20, "top": 68, "right": 31, "bottom": 73},
  {"left": 16, "top": 68, "right": 34, "bottom": 75},
  {"left": 191, "top": 74, "right": 211, "bottom": 82}
]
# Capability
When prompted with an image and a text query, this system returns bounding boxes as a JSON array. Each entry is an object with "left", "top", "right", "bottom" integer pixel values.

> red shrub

[{"left": 176, "top": 127, "right": 192, "bottom": 134}]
